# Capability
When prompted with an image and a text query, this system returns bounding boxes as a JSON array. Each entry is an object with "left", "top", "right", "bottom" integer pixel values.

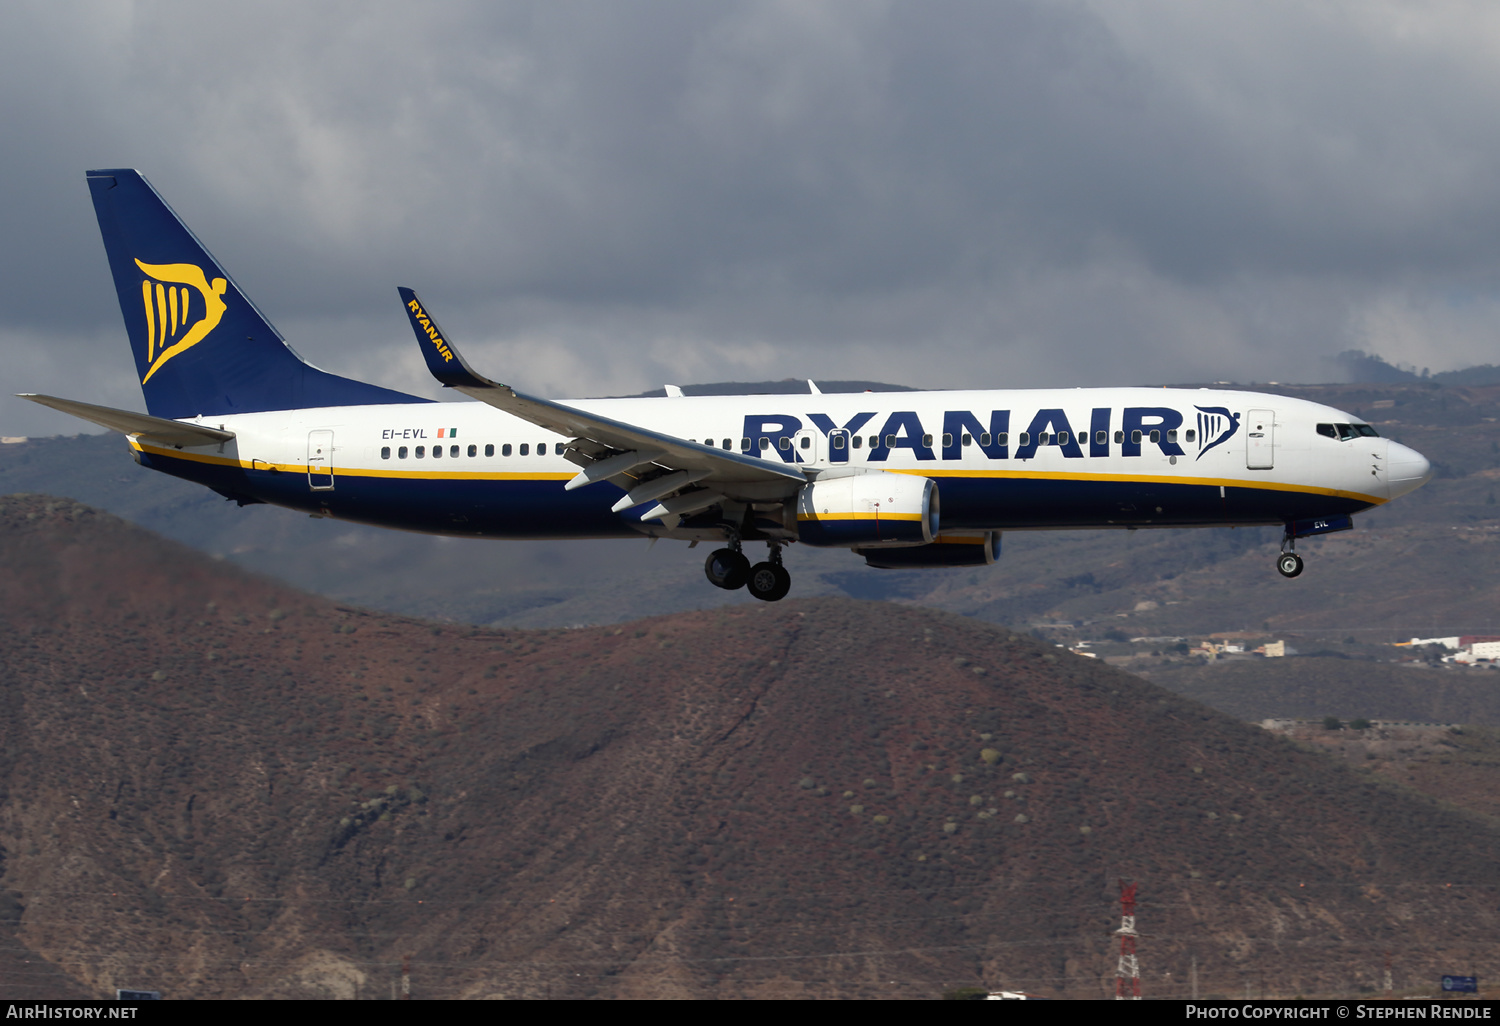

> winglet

[{"left": 397, "top": 287, "right": 496, "bottom": 390}]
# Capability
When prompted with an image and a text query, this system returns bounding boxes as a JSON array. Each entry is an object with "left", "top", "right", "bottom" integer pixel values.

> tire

[
  {"left": 1276, "top": 553, "right": 1303, "bottom": 578},
  {"left": 747, "top": 562, "right": 792, "bottom": 602},
  {"left": 705, "top": 548, "right": 750, "bottom": 590}
]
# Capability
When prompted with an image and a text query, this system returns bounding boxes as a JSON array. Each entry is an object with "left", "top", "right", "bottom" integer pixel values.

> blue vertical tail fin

[{"left": 87, "top": 169, "right": 425, "bottom": 419}]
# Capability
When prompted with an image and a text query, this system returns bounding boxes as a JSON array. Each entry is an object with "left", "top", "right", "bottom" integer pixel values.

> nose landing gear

[
  {"left": 704, "top": 537, "right": 792, "bottom": 601},
  {"left": 1276, "top": 530, "right": 1304, "bottom": 578}
]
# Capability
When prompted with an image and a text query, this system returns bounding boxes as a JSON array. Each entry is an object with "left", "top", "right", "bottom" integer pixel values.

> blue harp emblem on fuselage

[{"left": 1194, "top": 406, "right": 1240, "bottom": 460}]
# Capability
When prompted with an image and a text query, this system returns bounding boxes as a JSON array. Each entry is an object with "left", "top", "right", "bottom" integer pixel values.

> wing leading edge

[{"left": 396, "top": 288, "right": 806, "bottom": 521}]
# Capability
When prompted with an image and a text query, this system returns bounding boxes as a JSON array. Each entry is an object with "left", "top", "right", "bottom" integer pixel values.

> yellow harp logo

[{"left": 135, "top": 259, "right": 228, "bottom": 383}]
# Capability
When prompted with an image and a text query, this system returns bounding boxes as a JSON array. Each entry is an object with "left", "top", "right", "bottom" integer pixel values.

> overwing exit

[{"left": 21, "top": 170, "right": 1433, "bottom": 602}]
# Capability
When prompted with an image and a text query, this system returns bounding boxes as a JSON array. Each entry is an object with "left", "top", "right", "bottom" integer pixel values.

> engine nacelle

[
  {"left": 859, "top": 531, "right": 1000, "bottom": 569},
  {"left": 796, "top": 471, "right": 938, "bottom": 548}
]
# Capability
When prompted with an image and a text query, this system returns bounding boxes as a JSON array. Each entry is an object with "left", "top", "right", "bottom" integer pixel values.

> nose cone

[{"left": 1386, "top": 441, "right": 1433, "bottom": 499}]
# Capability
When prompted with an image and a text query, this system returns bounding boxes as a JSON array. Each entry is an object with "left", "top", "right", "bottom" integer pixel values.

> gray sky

[{"left": 6, "top": 0, "right": 1500, "bottom": 435}]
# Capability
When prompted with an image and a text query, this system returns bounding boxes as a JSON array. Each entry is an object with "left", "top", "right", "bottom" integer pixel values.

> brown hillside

[{"left": 0, "top": 496, "right": 1497, "bottom": 999}]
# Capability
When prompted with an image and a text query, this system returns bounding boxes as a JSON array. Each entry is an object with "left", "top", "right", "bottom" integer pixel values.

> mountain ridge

[{"left": 1, "top": 496, "right": 1498, "bottom": 998}]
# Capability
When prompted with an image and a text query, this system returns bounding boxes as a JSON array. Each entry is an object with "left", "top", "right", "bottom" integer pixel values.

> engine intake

[{"left": 796, "top": 472, "right": 938, "bottom": 548}]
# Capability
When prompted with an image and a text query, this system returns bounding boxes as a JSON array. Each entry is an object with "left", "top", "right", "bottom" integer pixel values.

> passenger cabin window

[
  {"left": 922, "top": 434, "right": 934, "bottom": 447},
  {"left": 741, "top": 438, "right": 751, "bottom": 451},
  {"left": 1130, "top": 430, "right": 1141, "bottom": 444},
  {"left": 1018, "top": 432, "right": 1030, "bottom": 446},
  {"left": 832, "top": 434, "right": 846, "bottom": 449},
  {"left": 943, "top": 433, "right": 954, "bottom": 448},
  {"left": 451, "top": 445, "right": 460, "bottom": 457},
  {"left": 1096, "top": 430, "right": 1107, "bottom": 445},
  {"left": 415, "top": 446, "right": 425, "bottom": 458},
  {"left": 962, "top": 433, "right": 971, "bottom": 446},
  {"left": 381, "top": 446, "right": 391, "bottom": 459},
  {"left": 519, "top": 443, "right": 529, "bottom": 456},
  {"left": 1115, "top": 430, "right": 1124, "bottom": 444},
  {"left": 1057, "top": 431, "right": 1069, "bottom": 445},
  {"left": 884, "top": 435, "right": 896, "bottom": 447},
  {"left": 432, "top": 445, "right": 442, "bottom": 459},
  {"left": 760, "top": 437, "right": 771, "bottom": 451},
  {"left": 800, "top": 436, "right": 810, "bottom": 449},
  {"left": 502, "top": 443, "right": 512, "bottom": 456},
  {"left": 485, "top": 444, "right": 494, "bottom": 457},
  {"left": 1185, "top": 430, "right": 1195, "bottom": 443},
  {"left": 852, "top": 436, "right": 862, "bottom": 449},
  {"left": 468, "top": 444, "right": 477, "bottom": 457},
  {"left": 1166, "top": 429, "right": 1177, "bottom": 443},
  {"left": 778, "top": 437, "right": 790, "bottom": 450},
  {"left": 398, "top": 446, "right": 408, "bottom": 459},
  {"left": 1149, "top": 429, "right": 1160, "bottom": 443},
  {"left": 986, "top": 433, "right": 997, "bottom": 446},
  {"left": 722, "top": 438, "right": 731, "bottom": 450},
  {"left": 1037, "top": 432, "right": 1050, "bottom": 445}
]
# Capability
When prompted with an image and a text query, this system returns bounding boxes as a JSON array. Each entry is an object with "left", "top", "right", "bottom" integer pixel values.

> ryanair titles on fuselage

[{"left": 730, "top": 403, "right": 1238, "bottom": 464}]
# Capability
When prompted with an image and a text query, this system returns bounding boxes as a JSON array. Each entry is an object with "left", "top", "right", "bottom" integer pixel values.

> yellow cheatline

[
  {"left": 129, "top": 441, "right": 1385, "bottom": 504},
  {"left": 796, "top": 511, "right": 925, "bottom": 522}
]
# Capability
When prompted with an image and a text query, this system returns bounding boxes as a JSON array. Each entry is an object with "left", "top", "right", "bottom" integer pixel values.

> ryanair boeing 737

[{"left": 22, "top": 170, "right": 1433, "bottom": 601}]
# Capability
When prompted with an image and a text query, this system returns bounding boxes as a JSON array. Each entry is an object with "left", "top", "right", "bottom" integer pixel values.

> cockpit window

[{"left": 1317, "top": 422, "right": 1380, "bottom": 440}]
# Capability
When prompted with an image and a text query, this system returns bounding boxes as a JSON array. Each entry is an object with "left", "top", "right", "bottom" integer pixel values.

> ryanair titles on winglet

[
  {"left": 405, "top": 299, "right": 454, "bottom": 363},
  {"left": 743, "top": 405, "right": 1240, "bottom": 464}
]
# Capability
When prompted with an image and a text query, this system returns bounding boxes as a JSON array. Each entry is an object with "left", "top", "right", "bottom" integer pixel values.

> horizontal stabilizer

[{"left": 19, "top": 394, "right": 235, "bottom": 447}]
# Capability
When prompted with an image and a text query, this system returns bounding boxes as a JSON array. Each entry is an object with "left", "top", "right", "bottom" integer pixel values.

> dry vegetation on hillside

[{"left": 0, "top": 497, "right": 1497, "bottom": 998}]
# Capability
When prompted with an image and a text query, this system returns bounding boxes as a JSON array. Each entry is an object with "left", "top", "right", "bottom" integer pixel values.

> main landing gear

[
  {"left": 1276, "top": 530, "right": 1304, "bottom": 578},
  {"left": 705, "top": 539, "right": 791, "bottom": 602}
]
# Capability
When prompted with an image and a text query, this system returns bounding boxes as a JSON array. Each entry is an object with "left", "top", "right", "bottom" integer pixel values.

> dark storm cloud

[{"left": 4, "top": 1, "right": 1500, "bottom": 434}]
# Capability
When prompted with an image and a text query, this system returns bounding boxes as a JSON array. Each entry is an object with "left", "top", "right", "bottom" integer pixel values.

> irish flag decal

[{"left": 437, "top": 427, "right": 458, "bottom": 438}]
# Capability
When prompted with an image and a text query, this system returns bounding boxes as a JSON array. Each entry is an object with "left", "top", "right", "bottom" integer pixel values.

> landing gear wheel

[
  {"left": 1277, "top": 553, "right": 1304, "bottom": 578},
  {"left": 747, "top": 561, "right": 792, "bottom": 602},
  {"left": 705, "top": 548, "right": 750, "bottom": 590}
]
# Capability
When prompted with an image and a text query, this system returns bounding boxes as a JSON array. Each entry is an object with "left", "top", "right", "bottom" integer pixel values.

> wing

[{"left": 397, "top": 289, "right": 806, "bottom": 521}]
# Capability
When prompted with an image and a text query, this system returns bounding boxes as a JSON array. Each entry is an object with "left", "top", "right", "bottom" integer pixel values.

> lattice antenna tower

[{"left": 1115, "top": 879, "right": 1141, "bottom": 1000}]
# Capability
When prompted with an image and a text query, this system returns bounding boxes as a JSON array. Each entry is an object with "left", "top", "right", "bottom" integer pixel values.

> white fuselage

[{"left": 131, "top": 386, "right": 1430, "bottom": 542}]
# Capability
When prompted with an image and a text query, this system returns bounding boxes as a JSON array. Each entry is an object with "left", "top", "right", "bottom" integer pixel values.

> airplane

[{"left": 21, "top": 169, "right": 1433, "bottom": 602}]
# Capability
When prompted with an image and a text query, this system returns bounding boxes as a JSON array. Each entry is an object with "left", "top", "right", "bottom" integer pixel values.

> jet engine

[{"left": 795, "top": 471, "right": 938, "bottom": 548}]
